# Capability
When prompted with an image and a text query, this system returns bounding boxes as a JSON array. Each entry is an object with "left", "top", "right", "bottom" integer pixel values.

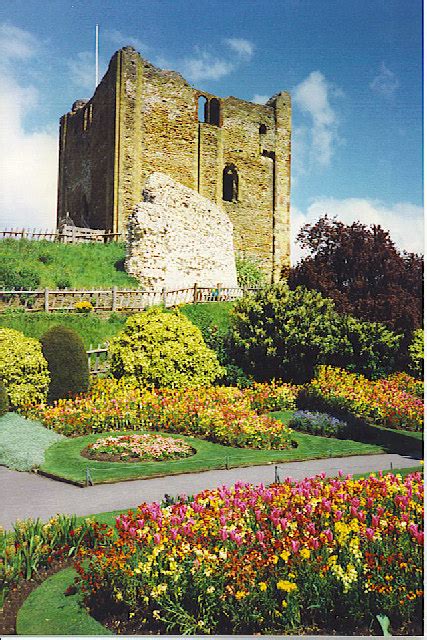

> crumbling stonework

[
  {"left": 125, "top": 173, "right": 238, "bottom": 290},
  {"left": 58, "top": 47, "right": 291, "bottom": 281}
]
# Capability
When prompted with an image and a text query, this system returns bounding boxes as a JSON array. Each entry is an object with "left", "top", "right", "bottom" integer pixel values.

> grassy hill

[
  {"left": 0, "top": 239, "right": 139, "bottom": 289},
  {"left": 0, "top": 303, "right": 234, "bottom": 349}
]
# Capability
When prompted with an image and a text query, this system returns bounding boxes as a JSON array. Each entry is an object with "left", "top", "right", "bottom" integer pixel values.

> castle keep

[{"left": 57, "top": 47, "right": 291, "bottom": 280}]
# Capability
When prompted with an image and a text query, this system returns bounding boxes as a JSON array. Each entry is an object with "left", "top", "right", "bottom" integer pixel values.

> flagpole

[{"left": 95, "top": 24, "right": 99, "bottom": 88}]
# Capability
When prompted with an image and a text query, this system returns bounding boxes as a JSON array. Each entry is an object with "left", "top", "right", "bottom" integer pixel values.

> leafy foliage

[
  {"left": 0, "top": 328, "right": 49, "bottom": 408},
  {"left": 41, "top": 326, "right": 89, "bottom": 402},
  {"left": 109, "top": 307, "right": 224, "bottom": 388},
  {"left": 235, "top": 254, "right": 267, "bottom": 288},
  {"left": 0, "top": 379, "right": 9, "bottom": 416},
  {"left": 288, "top": 216, "right": 423, "bottom": 333},
  {"left": 230, "top": 285, "right": 402, "bottom": 382},
  {"left": 0, "top": 263, "right": 40, "bottom": 290},
  {"left": 407, "top": 329, "right": 423, "bottom": 379}
]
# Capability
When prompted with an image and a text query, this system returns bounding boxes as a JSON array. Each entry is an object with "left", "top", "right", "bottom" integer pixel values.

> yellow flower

[
  {"left": 259, "top": 582, "right": 267, "bottom": 592},
  {"left": 300, "top": 548, "right": 310, "bottom": 560},
  {"left": 280, "top": 550, "right": 290, "bottom": 562},
  {"left": 277, "top": 580, "right": 298, "bottom": 593},
  {"left": 235, "top": 590, "right": 247, "bottom": 600},
  {"left": 282, "top": 600, "right": 288, "bottom": 608}
]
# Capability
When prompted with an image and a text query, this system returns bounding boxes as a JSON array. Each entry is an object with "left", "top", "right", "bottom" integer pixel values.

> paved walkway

[{"left": 1, "top": 453, "right": 420, "bottom": 529}]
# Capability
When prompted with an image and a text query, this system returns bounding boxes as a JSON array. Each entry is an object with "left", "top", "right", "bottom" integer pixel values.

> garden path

[{"left": 1, "top": 452, "right": 420, "bottom": 529}]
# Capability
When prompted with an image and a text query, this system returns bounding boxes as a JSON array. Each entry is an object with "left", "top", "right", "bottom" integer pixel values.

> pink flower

[
  {"left": 365, "top": 528, "right": 375, "bottom": 541},
  {"left": 153, "top": 533, "right": 161, "bottom": 544},
  {"left": 291, "top": 540, "right": 300, "bottom": 553},
  {"left": 256, "top": 530, "right": 265, "bottom": 543}
]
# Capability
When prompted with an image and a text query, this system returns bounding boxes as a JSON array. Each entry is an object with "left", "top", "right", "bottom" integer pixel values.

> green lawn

[
  {"left": 16, "top": 567, "right": 110, "bottom": 636},
  {"left": 0, "top": 302, "right": 234, "bottom": 349},
  {"left": 0, "top": 310, "right": 128, "bottom": 349},
  {"left": 41, "top": 416, "right": 385, "bottom": 485},
  {"left": 0, "top": 239, "right": 138, "bottom": 290}
]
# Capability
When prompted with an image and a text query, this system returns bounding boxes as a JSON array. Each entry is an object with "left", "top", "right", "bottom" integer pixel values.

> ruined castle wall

[
  {"left": 125, "top": 173, "right": 238, "bottom": 290},
  {"left": 57, "top": 57, "right": 118, "bottom": 230}
]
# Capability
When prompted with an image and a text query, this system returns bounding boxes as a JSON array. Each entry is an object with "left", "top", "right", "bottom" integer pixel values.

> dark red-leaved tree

[{"left": 287, "top": 216, "right": 423, "bottom": 333}]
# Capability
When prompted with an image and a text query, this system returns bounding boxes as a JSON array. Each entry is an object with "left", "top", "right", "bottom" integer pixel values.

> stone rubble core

[{"left": 125, "top": 172, "right": 238, "bottom": 290}]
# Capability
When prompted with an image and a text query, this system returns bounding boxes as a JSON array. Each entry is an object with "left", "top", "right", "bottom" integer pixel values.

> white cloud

[
  {"left": 0, "top": 23, "right": 39, "bottom": 65},
  {"left": 251, "top": 94, "right": 269, "bottom": 104},
  {"left": 224, "top": 38, "right": 254, "bottom": 61},
  {"left": 370, "top": 62, "right": 399, "bottom": 98},
  {"left": 293, "top": 71, "right": 342, "bottom": 169},
  {"left": 0, "top": 24, "right": 57, "bottom": 230},
  {"left": 106, "top": 29, "right": 149, "bottom": 54},
  {"left": 68, "top": 51, "right": 96, "bottom": 92},
  {"left": 158, "top": 37, "right": 255, "bottom": 83},
  {"left": 291, "top": 197, "right": 424, "bottom": 265},
  {"left": 179, "top": 47, "right": 235, "bottom": 81}
]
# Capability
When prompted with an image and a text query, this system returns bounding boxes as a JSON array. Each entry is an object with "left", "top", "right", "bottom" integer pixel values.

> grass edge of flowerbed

[{"left": 38, "top": 425, "right": 387, "bottom": 486}]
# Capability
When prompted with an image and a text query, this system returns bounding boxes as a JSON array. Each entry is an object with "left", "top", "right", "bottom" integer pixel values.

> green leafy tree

[
  {"left": 408, "top": 328, "right": 424, "bottom": 379},
  {"left": 235, "top": 254, "right": 267, "bottom": 288},
  {"left": 230, "top": 285, "right": 401, "bottom": 383},
  {"left": 342, "top": 316, "right": 401, "bottom": 378},
  {"left": 0, "top": 329, "right": 49, "bottom": 408},
  {"left": 41, "top": 326, "right": 90, "bottom": 402},
  {"left": 109, "top": 307, "right": 224, "bottom": 388},
  {"left": 230, "top": 284, "right": 350, "bottom": 383}
]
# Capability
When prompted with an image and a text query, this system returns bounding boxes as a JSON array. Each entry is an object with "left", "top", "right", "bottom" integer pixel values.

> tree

[
  {"left": 288, "top": 216, "right": 423, "bottom": 333},
  {"left": 41, "top": 326, "right": 89, "bottom": 402}
]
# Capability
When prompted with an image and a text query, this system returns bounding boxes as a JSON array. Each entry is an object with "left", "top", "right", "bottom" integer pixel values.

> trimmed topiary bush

[
  {"left": 0, "top": 379, "right": 9, "bottom": 416},
  {"left": 109, "top": 307, "right": 224, "bottom": 388},
  {"left": 41, "top": 326, "right": 90, "bottom": 402},
  {"left": 0, "top": 328, "right": 49, "bottom": 409}
]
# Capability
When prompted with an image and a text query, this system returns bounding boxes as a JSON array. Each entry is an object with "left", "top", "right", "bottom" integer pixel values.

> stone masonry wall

[{"left": 125, "top": 173, "right": 238, "bottom": 290}]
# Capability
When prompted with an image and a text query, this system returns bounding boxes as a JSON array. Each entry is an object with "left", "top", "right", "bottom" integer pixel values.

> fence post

[
  {"left": 193, "top": 282, "right": 198, "bottom": 304},
  {"left": 111, "top": 286, "right": 117, "bottom": 312},
  {"left": 217, "top": 282, "right": 222, "bottom": 301},
  {"left": 44, "top": 288, "right": 49, "bottom": 312},
  {"left": 162, "top": 287, "right": 167, "bottom": 307},
  {"left": 88, "top": 344, "right": 92, "bottom": 374}
]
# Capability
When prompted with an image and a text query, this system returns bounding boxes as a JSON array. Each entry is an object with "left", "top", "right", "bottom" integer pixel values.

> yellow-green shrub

[
  {"left": 0, "top": 328, "right": 49, "bottom": 408},
  {"left": 109, "top": 307, "right": 224, "bottom": 388}
]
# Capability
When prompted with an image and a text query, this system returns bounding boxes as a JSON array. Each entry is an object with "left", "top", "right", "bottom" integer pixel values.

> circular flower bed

[{"left": 83, "top": 434, "right": 195, "bottom": 463}]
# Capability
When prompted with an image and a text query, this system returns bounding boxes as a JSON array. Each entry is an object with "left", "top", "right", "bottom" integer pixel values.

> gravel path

[{"left": 1, "top": 452, "right": 420, "bottom": 529}]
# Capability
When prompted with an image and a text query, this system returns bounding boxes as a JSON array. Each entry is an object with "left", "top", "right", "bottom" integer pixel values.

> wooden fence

[
  {"left": 0, "top": 226, "right": 123, "bottom": 243},
  {"left": 0, "top": 284, "right": 261, "bottom": 313},
  {"left": 87, "top": 344, "right": 110, "bottom": 376}
]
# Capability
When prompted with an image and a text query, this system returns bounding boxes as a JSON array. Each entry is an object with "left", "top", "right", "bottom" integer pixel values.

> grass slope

[
  {"left": 0, "top": 413, "right": 65, "bottom": 471},
  {"left": 16, "top": 567, "right": 110, "bottom": 636},
  {"left": 0, "top": 302, "right": 233, "bottom": 349},
  {"left": 0, "top": 310, "right": 127, "bottom": 349},
  {"left": 40, "top": 419, "right": 384, "bottom": 485},
  {"left": 0, "top": 239, "right": 138, "bottom": 289}
]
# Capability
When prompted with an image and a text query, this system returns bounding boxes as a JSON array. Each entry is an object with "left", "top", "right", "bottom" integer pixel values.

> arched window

[
  {"left": 259, "top": 124, "right": 267, "bottom": 135},
  {"left": 223, "top": 165, "right": 238, "bottom": 202},
  {"left": 209, "top": 98, "right": 220, "bottom": 126},
  {"left": 198, "top": 96, "right": 208, "bottom": 123}
]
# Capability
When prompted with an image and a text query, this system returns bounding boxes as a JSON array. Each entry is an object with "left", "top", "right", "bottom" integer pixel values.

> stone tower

[{"left": 57, "top": 47, "right": 291, "bottom": 281}]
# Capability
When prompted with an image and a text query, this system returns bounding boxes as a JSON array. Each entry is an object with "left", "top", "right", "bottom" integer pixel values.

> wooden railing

[
  {"left": 0, "top": 284, "right": 261, "bottom": 313},
  {"left": 0, "top": 226, "right": 124, "bottom": 243}
]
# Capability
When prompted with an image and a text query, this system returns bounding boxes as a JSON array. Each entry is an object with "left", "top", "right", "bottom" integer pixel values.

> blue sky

[{"left": 0, "top": 0, "right": 423, "bottom": 260}]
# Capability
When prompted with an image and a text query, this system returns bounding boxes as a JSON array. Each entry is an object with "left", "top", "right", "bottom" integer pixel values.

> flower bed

[
  {"left": 84, "top": 434, "right": 195, "bottom": 463},
  {"left": 25, "top": 380, "right": 298, "bottom": 450},
  {"left": 0, "top": 514, "right": 108, "bottom": 608},
  {"left": 306, "top": 367, "right": 423, "bottom": 432},
  {"left": 288, "top": 410, "right": 348, "bottom": 438},
  {"left": 75, "top": 472, "right": 423, "bottom": 635}
]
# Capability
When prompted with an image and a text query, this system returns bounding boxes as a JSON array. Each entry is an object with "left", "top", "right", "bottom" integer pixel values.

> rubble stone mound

[{"left": 125, "top": 172, "right": 238, "bottom": 290}]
